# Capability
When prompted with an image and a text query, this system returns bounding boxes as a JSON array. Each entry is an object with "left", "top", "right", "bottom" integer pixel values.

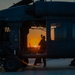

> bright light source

[{"left": 34, "top": 45, "right": 38, "bottom": 48}]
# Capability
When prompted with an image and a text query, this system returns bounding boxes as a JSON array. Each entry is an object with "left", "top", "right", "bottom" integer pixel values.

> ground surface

[{"left": 0, "top": 58, "right": 75, "bottom": 75}]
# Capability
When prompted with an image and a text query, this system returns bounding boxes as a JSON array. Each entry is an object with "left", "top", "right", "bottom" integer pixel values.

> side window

[
  {"left": 50, "top": 23, "right": 67, "bottom": 41},
  {"left": 4, "top": 27, "right": 10, "bottom": 32},
  {"left": 50, "top": 23, "right": 56, "bottom": 40}
]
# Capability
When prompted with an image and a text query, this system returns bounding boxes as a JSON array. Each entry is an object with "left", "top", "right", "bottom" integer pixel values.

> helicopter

[{"left": 0, "top": 0, "right": 75, "bottom": 72}]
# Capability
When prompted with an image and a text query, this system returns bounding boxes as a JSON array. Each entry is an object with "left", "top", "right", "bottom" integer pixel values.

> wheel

[
  {"left": 3, "top": 56, "right": 22, "bottom": 72},
  {"left": 21, "top": 58, "right": 28, "bottom": 67}
]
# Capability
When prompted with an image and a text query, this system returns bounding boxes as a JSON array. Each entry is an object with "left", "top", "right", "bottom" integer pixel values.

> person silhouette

[{"left": 34, "top": 35, "right": 46, "bottom": 67}]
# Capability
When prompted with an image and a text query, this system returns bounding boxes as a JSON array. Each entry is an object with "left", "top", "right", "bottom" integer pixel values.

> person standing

[{"left": 34, "top": 35, "right": 46, "bottom": 67}]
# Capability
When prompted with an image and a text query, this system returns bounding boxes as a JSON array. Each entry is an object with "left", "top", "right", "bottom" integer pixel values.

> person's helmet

[{"left": 41, "top": 35, "right": 45, "bottom": 39}]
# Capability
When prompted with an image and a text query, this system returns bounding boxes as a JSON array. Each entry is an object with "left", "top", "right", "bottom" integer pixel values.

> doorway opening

[{"left": 27, "top": 26, "right": 46, "bottom": 54}]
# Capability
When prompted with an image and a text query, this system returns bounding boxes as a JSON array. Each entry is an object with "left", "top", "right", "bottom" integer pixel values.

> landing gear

[
  {"left": 3, "top": 56, "right": 22, "bottom": 72},
  {"left": 20, "top": 58, "right": 28, "bottom": 71},
  {"left": 21, "top": 58, "right": 28, "bottom": 67}
]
